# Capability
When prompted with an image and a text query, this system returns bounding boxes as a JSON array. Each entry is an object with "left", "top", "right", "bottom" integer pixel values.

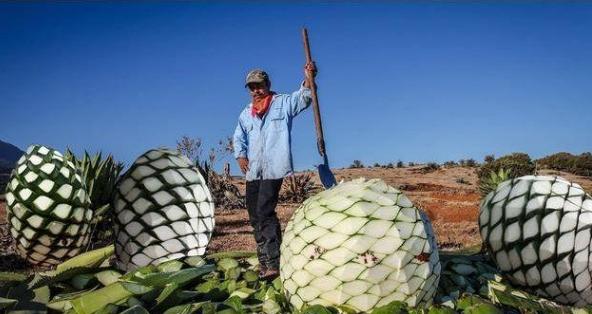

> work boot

[
  {"left": 259, "top": 267, "right": 279, "bottom": 281},
  {"left": 258, "top": 264, "right": 268, "bottom": 278}
]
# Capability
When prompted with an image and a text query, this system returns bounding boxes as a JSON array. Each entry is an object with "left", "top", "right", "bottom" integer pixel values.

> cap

[{"left": 245, "top": 69, "right": 270, "bottom": 87}]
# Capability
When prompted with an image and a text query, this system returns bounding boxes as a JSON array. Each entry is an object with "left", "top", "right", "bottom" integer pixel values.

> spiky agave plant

[
  {"left": 65, "top": 150, "right": 123, "bottom": 247},
  {"left": 479, "top": 168, "right": 511, "bottom": 197}
]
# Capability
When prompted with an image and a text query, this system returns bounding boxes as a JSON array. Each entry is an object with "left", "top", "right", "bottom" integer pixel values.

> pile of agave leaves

[{"left": 1, "top": 245, "right": 591, "bottom": 314}]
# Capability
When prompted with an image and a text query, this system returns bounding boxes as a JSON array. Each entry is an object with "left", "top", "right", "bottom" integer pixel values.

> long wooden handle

[{"left": 302, "top": 28, "right": 326, "bottom": 157}]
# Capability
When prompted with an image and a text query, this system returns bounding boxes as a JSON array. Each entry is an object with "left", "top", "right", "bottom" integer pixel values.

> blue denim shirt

[{"left": 233, "top": 86, "right": 312, "bottom": 181}]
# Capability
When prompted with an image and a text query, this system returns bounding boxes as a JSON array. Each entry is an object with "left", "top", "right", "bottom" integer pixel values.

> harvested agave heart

[
  {"left": 280, "top": 178, "right": 440, "bottom": 312},
  {"left": 5, "top": 145, "right": 92, "bottom": 266},
  {"left": 113, "top": 148, "right": 215, "bottom": 271},
  {"left": 479, "top": 175, "right": 592, "bottom": 306}
]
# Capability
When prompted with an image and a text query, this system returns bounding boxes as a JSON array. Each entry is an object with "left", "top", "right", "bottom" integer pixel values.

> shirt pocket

[{"left": 268, "top": 115, "right": 286, "bottom": 132}]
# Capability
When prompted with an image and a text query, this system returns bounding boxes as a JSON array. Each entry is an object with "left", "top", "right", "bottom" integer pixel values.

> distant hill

[
  {"left": 0, "top": 140, "right": 24, "bottom": 192},
  {"left": 0, "top": 140, "right": 24, "bottom": 172}
]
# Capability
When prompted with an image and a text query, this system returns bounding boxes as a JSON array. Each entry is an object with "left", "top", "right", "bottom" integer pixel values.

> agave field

[{"left": 1, "top": 145, "right": 592, "bottom": 313}]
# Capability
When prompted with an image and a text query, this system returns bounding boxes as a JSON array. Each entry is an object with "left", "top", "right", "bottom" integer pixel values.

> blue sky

[{"left": 1, "top": 2, "right": 591, "bottom": 172}]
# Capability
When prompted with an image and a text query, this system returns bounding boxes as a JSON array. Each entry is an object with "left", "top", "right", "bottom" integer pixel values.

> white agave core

[
  {"left": 5, "top": 145, "right": 92, "bottom": 266},
  {"left": 113, "top": 148, "right": 215, "bottom": 271},
  {"left": 479, "top": 175, "right": 592, "bottom": 306},
  {"left": 280, "top": 178, "right": 440, "bottom": 312}
]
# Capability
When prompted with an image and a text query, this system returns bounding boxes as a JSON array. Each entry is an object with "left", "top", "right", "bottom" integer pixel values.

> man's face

[{"left": 247, "top": 82, "right": 271, "bottom": 98}]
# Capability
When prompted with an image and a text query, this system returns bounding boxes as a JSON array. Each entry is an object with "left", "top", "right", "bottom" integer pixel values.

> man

[{"left": 232, "top": 63, "right": 317, "bottom": 280}]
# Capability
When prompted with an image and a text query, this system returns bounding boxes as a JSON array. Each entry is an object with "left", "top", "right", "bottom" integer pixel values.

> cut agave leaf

[
  {"left": 155, "top": 283, "right": 180, "bottom": 306},
  {"left": 0, "top": 272, "right": 29, "bottom": 283},
  {"left": 301, "top": 304, "right": 334, "bottom": 314},
  {"left": 95, "top": 270, "right": 122, "bottom": 286},
  {"left": 487, "top": 280, "right": 567, "bottom": 313},
  {"left": 163, "top": 302, "right": 211, "bottom": 314},
  {"left": 131, "top": 265, "right": 215, "bottom": 287},
  {"left": 370, "top": 301, "right": 409, "bottom": 314},
  {"left": 0, "top": 297, "right": 17, "bottom": 310},
  {"left": 183, "top": 256, "right": 206, "bottom": 268},
  {"left": 262, "top": 298, "right": 281, "bottom": 314},
  {"left": 229, "top": 287, "right": 256, "bottom": 300},
  {"left": 157, "top": 260, "right": 184, "bottom": 273},
  {"left": 6, "top": 282, "right": 50, "bottom": 312},
  {"left": 94, "top": 303, "right": 120, "bottom": 314},
  {"left": 70, "top": 282, "right": 136, "bottom": 314},
  {"left": 217, "top": 258, "right": 239, "bottom": 272},
  {"left": 57, "top": 245, "right": 115, "bottom": 272},
  {"left": 120, "top": 304, "right": 151, "bottom": 314},
  {"left": 71, "top": 273, "right": 97, "bottom": 290}
]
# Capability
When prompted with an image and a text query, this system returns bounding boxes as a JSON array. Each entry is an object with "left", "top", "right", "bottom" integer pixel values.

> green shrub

[
  {"left": 443, "top": 161, "right": 458, "bottom": 167},
  {"left": 466, "top": 159, "right": 478, "bottom": 167},
  {"left": 477, "top": 153, "right": 535, "bottom": 191},
  {"left": 537, "top": 152, "right": 592, "bottom": 177},
  {"left": 484, "top": 155, "right": 495, "bottom": 164},
  {"left": 349, "top": 160, "right": 364, "bottom": 169}
]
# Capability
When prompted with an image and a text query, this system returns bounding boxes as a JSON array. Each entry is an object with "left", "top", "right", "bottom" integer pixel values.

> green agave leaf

[
  {"left": 120, "top": 304, "right": 151, "bottom": 314},
  {"left": 126, "top": 297, "right": 143, "bottom": 308},
  {"left": 487, "top": 280, "right": 568, "bottom": 314},
  {"left": 223, "top": 295, "right": 245, "bottom": 313},
  {"left": 132, "top": 265, "right": 215, "bottom": 288},
  {"left": 95, "top": 270, "right": 122, "bottom": 286},
  {"left": 120, "top": 265, "right": 158, "bottom": 281},
  {"left": 262, "top": 299, "right": 281, "bottom": 314},
  {"left": 70, "top": 282, "right": 136, "bottom": 314},
  {"left": 336, "top": 304, "right": 358, "bottom": 314},
  {"left": 225, "top": 267, "right": 241, "bottom": 280},
  {"left": 47, "top": 288, "right": 97, "bottom": 311},
  {"left": 229, "top": 287, "right": 255, "bottom": 300},
  {"left": 155, "top": 283, "right": 180, "bottom": 306},
  {"left": 163, "top": 302, "right": 206, "bottom": 314},
  {"left": 195, "top": 280, "right": 228, "bottom": 302},
  {"left": 157, "top": 260, "right": 184, "bottom": 273},
  {"left": 6, "top": 282, "right": 50, "bottom": 312},
  {"left": 0, "top": 297, "right": 17, "bottom": 309},
  {"left": 370, "top": 300, "right": 409, "bottom": 314},
  {"left": 217, "top": 258, "right": 239, "bottom": 272},
  {"left": 71, "top": 273, "right": 97, "bottom": 290},
  {"left": 426, "top": 305, "right": 455, "bottom": 314},
  {"left": 271, "top": 278, "right": 282, "bottom": 291},
  {"left": 457, "top": 294, "right": 492, "bottom": 310},
  {"left": 245, "top": 256, "right": 259, "bottom": 267},
  {"left": 121, "top": 282, "right": 153, "bottom": 295},
  {"left": 94, "top": 303, "right": 119, "bottom": 314},
  {"left": 463, "top": 303, "right": 503, "bottom": 314},
  {"left": 57, "top": 244, "right": 114, "bottom": 272},
  {"left": 301, "top": 304, "right": 336, "bottom": 314},
  {"left": 242, "top": 270, "right": 258, "bottom": 283},
  {"left": 0, "top": 272, "right": 29, "bottom": 283},
  {"left": 29, "top": 246, "right": 115, "bottom": 289},
  {"left": 183, "top": 256, "right": 206, "bottom": 268}
]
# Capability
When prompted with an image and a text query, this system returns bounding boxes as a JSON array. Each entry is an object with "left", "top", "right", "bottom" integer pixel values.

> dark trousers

[{"left": 245, "top": 178, "right": 283, "bottom": 270}]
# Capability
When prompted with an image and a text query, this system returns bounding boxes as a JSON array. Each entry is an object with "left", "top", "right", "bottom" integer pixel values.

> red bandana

[{"left": 251, "top": 93, "right": 274, "bottom": 118}]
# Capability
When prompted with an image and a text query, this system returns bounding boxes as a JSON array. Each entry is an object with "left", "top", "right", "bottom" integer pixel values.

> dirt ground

[{"left": 2, "top": 166, "right": 592, "bottom": 266}]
